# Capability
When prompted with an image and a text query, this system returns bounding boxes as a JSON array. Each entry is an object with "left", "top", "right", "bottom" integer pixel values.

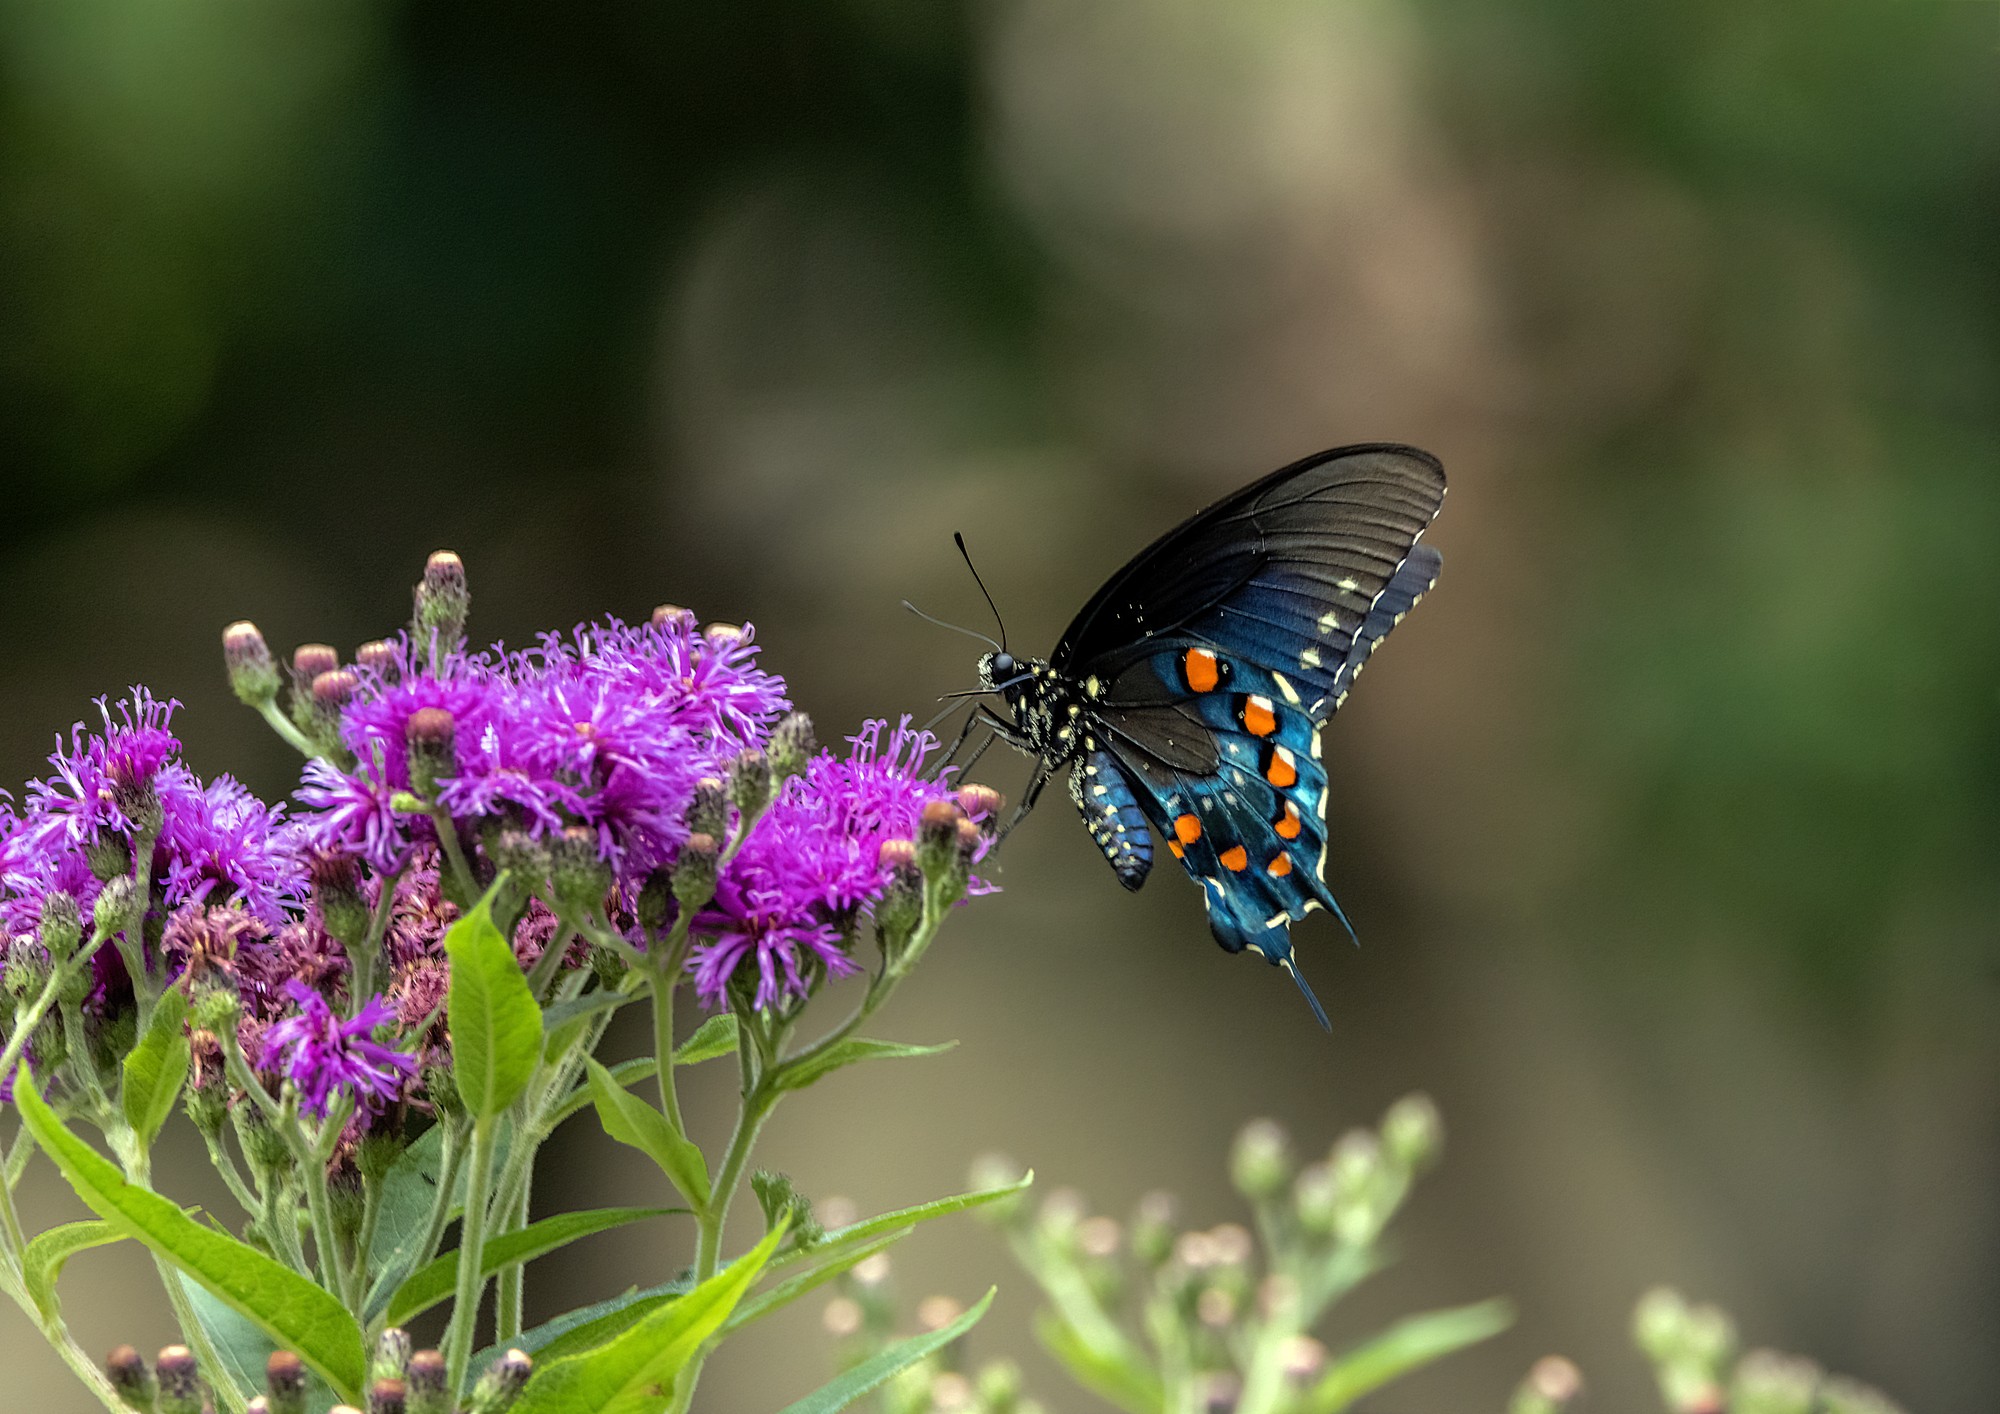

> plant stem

[
  {"left": 444, "top": 1116, "right": 499, "bottom": 1400},
  {"left": 406, "top": 1122, "right": 465, "bottom": 1279},
  {"left": 0, "top": 926, "right": 112, "bottom": 1090},
  {"left": 496, "top": 1174, "right": 529, "bottom": 1343},
  {"left": 428, "top": 808, "right": 481, "bottom": 905},
  {"left": 0, "top": 1267, "right": 133, "bottom": 1413},
  {"left": 256, "top": 699, "right": 319, "bottom": 757}
]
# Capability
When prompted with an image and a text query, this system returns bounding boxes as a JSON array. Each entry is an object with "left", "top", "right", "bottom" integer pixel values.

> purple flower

[
  {"left": 154, "top": 771, "right": 303, "bottom": 924},
  {"left": 16, "top": 689, "right": 182, "bottom": 856},
  {"left": 261, "top": 982, "right": 417, "bottom": 1119},
  {"left": 296, "top": 757, "right": 412, "bottom": 873},
  {"left": 689, "top": 717, "right": 983, "bottom": 1010}
]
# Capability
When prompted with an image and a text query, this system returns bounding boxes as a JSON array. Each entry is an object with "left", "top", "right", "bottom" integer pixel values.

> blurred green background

[{"left": 2, "top": 0, "right": 1996, "bottom": 1408}]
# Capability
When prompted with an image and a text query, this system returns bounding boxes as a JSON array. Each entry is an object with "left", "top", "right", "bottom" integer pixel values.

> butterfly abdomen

[{"left": 1070, "top": 750, "right": 1152, "bottom": 891}]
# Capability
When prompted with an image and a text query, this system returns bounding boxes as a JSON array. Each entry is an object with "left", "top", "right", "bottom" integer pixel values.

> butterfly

[{"left": 931, "top": 443, "right": 1446, "bottom": 1028}]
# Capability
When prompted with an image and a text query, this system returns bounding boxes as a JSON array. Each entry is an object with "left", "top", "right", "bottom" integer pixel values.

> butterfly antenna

[
  {"left": 954, "top": 532, "right": 1008, "bottom": 653},
  {"left": 1281, "top": 957, "right": 1332, "bottom": 1032},
  {"left": 901, "top": 599, "right": 1001, "bottom": 652}
]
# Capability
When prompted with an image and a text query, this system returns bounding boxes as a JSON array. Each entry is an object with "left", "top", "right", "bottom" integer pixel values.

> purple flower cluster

[
  {"left": 0, "top": 571, "right": 992, "bottom": 1134},
  {"left": 0, "top": 690, "right": 301, "bottom": 942},
  {"left": 302, "top": 616, "right": 786, "bottom": 881}
]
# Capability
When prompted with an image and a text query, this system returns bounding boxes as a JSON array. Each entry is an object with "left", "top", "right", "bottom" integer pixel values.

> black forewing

[{"left": 1057, "top": 445, "right": 1445, "bottom": 774}]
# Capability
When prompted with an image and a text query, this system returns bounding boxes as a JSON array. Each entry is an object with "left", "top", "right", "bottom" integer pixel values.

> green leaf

[
  {"left": 774, "top": 1038, "right": 954, "bottom": 1093},
  {"left": 721, "top": 1228, "right": 908, "bottom": 1335},
  {"left": 20, "top": 1220, "right": 120, "bottom": 1316},
  {"left": 776, "top": 1288, "right": 994, "bottom": 1414},
  {"left": 14, "top": 1067, "right": 367, "bottom": 1403},
  {"left": 765, "top": 1170, "right": 1033, "bottom": 1277},
  {"left": 121, "top": 988, "right": 190, "bottom": 1146},
  {"left": 480, "top": 1280, "right": 689, "bottom": 1372},
  {"left": 364, "top": 1122, "right": 510, "bottom": 1318},
  {"left": 549, "top": 1058, "right": 653, "bottom": 1131},
  {"left": 444, "top": 889, "right": 544, "bottom": 1120},
  {"left": 1306, "top": 1298, "right": 1515, "bottom": 1413},
  {"left": 512, "top": 1223, "right": 786, "bottom": 1414},
  {"left": 584, "top": 1058, "right": 709, "bottom": 1209},
  {"left": 188, "top": 1284, "right": 336, "bottom": 1412},
  {"left": 386, "top": 1206, "right": 683, "bottom": 1327},
  {"left": 672, "top": 1013, "right": 738, "bottom": 1065},
  {"left": 1036, "top": 1310, "right": 1161, "bottom": 1414}
]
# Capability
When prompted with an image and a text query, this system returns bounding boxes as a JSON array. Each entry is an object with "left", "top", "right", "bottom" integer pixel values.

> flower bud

[
  {"left": 183, "top": 1071, "right": 229, "bottom": 1139},
  {"left": 1816, "top": 1375, "right": 1904, "bottom": 1414},
  {"left": 359, "top": 1131, "right": 408, "bottom": 1189},
  {"left": 313, "top": 669, "right": 360, "bottom": 713},
  {"left": 155, "top": 1345, "right": 203, "bottom": 1414},
  {"left": 1729, "top": 1350, "right": 1818, "bottom": 1414},
  {"left": 486, "top": 829, "right": 549, "bottom": 888},
  {"left": 330, "top": 1167, "right": 366, "bottom": 1249},
  {"left": 237, "top": 1106, "right": 295, "bottom": 1180},
  {"left": 1381, "top": 1093, "right": 1443, "bottom": 1174},
  {"left": 107, "top": 1344, "right": 156, "bottom": 1410},
  {"left": 670, "top": 833, "right": 720, "bottom": 913},
  {"left": 548, "top": 824, "right": 610, "bottom": 916},
  {"left": 728, "top": 748, "right": 771, "bottom": 817},
  {"left": 412, "top": 551, "right": 470, "bottom": 658},
  {"left": 686, "top": 777, "right": 729, "bottom": 838},
  {"left": 405, "top": 708, "right": 459, "bottom": 800},
  {"left": 291, "top": 644, "right": 340, "bottom": 695},
  {"left": 872, "top": 840, "right": 923, "bottom": 956},
  {"left": 191, "top": 986, "right": 241, "bottom": 1036},
  {"left": 224, "top": 621, "right": 282, "bottom": 708},
  {"left": 5, "top": 938, "right": 53, "bottom": 1003},
  {"left": 307, "top": 848, "right": 371, "bottom": 947},
  {"left": 367, "top": 1376, "right": 407, "bottom": 1414},
  {"left": 768, "top": 712, "right": 817, "bottom": 783},
  {"left": 703, "top": 622, "right": 745, "bottom": 650},
  {"left": 86, "top": 828, "right": 132, "bottom": 882},
  {"left": 405, "top": 1350, "right": 449, "bottom": 1414},
  {"left": 1130, "top": 1190, "right": 1177, "bottom": 1265},
  {"left": 956, "top": 783, "right": 1004, "bottom": 828},
  {"left": 916, "top": 799, "right": 966, "bottom": 876},
  {"left": 266, "top": 1350, "right": 308, "bottom": 1414},
  {"left": 651, "top": 604, "right": 696, "bottom": 633},
  {"left": 1509, "top": 1355, "right": 1584, "bottom": 1414},
  {"left": 248, "top": 1400, "right": 272, "bottom": 1414},
  {"left": 1292, "top": 1160, "right": 1337, "bottom": 1236},
  {"left": 356, "top": 639, "right": 400, "bottom": 676},
  {"left": 1230, "top": 1118, "right": 1292, "bottom": 1200},
  {"left": 422, "top": 1063, "right": 464, "bottom": 1124},
  {"left": 1280, "top": 1334, "right": 1327, "bottom": 1384},
  {"left": 465, "top": 1348, "right": 532, "bottom": 1414},
  {"left": 977, "top": 1361, "right": 1025, "bottom": 1412},
  {"left": 94, "top": 875, "right": 140, "bottom": 939},
  {"left": 38, "top": 891, "right": 84, "bottom": 964}
]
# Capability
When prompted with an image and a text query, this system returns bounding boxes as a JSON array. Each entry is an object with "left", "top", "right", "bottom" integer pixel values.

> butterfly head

[{"left": 976, "top": 651, "right": 1018, "bottom": 693}]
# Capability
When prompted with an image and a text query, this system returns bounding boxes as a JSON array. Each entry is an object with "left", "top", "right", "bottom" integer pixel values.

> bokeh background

[{"left": 3, "top": 0, "right": 1997, "bottom": 1409}]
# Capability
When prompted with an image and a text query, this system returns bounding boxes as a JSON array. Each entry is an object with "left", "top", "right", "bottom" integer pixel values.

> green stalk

[
  {"left": 0, "top": 926, "right": 111, "bottom": 1089},
  {"left": 405, "top": 1122, "right": 465, "bottom": 1280},
  {"left": 256, "top": 699, "right": 319, "bottom": 757},
  {"left": 495, "top": 1175, "right": 530, "bottom": 1343},
  {"left": 0, "top": 1266, "right": 132, "bottom": 1413},
  {"left": 444, "top": 1117, "right": 499, "bottom": 1400}
]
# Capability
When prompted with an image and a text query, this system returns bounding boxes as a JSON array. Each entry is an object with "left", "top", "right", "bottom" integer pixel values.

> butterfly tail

[{"left": 1282, "top": 956, "right": 1332, "bottom": 1032}]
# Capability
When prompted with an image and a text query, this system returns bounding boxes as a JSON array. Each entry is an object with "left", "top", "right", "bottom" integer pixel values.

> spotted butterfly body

[{"left": 966, "top": 444, "right": 1446, "bottom": 1028}]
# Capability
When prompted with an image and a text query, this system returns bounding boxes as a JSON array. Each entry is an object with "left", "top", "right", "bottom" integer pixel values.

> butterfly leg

[
  {"left": 994, "top": 763, "right": 1054, "bottom": 848},
  {"left": 935, "top": 702, "right": 1029, "bottom": 778}
]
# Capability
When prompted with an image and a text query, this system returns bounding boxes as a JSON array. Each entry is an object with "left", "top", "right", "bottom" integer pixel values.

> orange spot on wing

[
  {"left": 1274, "top": 801, "right": 1303, "bottom": 839},
  {"left": 1183, "top": 647, "right": 1220, "bottom": 693},
  {"left": 1267, "top": 854, "right": 1293, "bottom": 877},
  {"left": 1264, "top": 745, "right": 1298, "bottom": 789},
  {"left": 1168, "top": 839, "right": 1184, "bottom": 859},
  {"left": 1241, "top": 696, "right": 1277, "bottom": 737},
  {"left": 1219, "top": 845, "right": 1249, "bottom": 872},
  {"left": 1174, "top": 813, "right": 1201, "bottom": 845}
]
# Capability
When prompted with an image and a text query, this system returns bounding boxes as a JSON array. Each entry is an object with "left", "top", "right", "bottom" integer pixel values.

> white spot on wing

[
  {"left": 1271, "top": 673, "right": 1301, "bottom": 705},
  {"left": 1300, "top": 647, "right": 1321, "bottom": 670}
]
